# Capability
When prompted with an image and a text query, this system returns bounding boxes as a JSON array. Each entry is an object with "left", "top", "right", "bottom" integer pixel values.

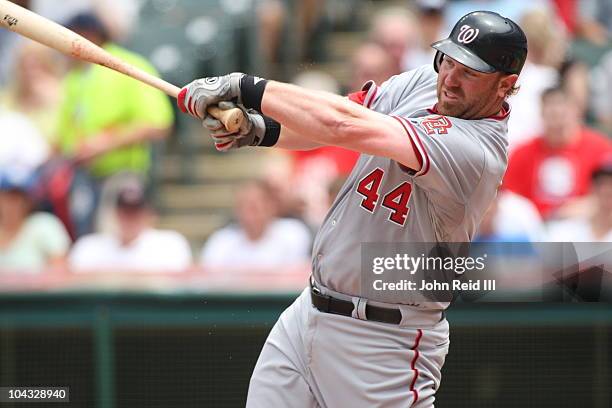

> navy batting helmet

[{"left": 431, "top": 11, "right": 527, "bottom": 75}]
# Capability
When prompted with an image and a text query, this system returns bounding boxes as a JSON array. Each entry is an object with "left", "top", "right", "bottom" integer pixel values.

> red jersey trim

[
  {"left": 364, "top": 85, "right": 378, "bottom": 109},
  {"left": 348, "top": 90, "right": 367, "bottom": 105},
  {"left": 428, "top": 103, "right": 511, "bottom": 120},
  {"left": 393, "top": 116, "right": 431, "bottom": 177},
  {"left": 348, "top": 80, "right": 379, "bottom": 108},
  {"left": 410, "top": 329, "right": 423, "bottom": 405}
]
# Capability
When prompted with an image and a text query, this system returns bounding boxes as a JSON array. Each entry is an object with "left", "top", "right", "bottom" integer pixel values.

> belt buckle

[
  {"left": 310, "top": 278, "right": 331, "bottom": 313},
  {"left": 353, "top": 297, "right": 368, "bottom": 321}
]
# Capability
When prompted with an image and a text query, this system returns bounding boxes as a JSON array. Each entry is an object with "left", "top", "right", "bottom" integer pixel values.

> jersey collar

[{"left": 428, "top": 102, "right": 511, "bottom": 120}]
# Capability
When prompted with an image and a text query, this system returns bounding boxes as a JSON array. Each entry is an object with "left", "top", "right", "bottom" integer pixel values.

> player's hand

[
  {"left": 178, "top": 73, "right": 244, "bottom": 119},
  {"left": 203, "top": 102, "right": 265, "bottom": 152}
]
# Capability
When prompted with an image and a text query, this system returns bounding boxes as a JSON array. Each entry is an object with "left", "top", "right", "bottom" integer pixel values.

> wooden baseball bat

[{"left": 0, "top": 0, "right": 244, "bottom": 132}]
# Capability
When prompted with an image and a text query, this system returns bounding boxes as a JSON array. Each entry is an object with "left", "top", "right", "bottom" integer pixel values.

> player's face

[{"left": 436, "top": 56, "right": 513, "bottom": 119}]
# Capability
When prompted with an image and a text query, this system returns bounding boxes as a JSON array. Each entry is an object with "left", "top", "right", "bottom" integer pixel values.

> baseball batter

[{"left": 179, "top": 11, "right": 527, "bottom": 408}]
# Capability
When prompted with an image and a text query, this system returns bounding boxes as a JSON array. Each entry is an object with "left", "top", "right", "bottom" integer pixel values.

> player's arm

[
  {"left": 178, "top": 73, "right": 420, "bottom": 170},
  {"left": 262, "top": 82, "right": 419, "bottom": 170},
  {"left": 275, "top": 126, "right": 323, "bottom": 150}
]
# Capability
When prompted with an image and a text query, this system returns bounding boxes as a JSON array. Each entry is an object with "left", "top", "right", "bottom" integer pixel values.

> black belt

[{"left": 310, "top": 283, "right": 402, "bottom": 325}]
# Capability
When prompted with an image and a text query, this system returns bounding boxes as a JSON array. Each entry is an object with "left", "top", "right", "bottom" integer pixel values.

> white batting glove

[{"left": 178, "top": 73, "right": 244, "bottom": 119}]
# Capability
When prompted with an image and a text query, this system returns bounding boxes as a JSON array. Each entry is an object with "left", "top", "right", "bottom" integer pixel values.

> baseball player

[{"left": 179, "top": 11, "right": 527, "bottom": 408}]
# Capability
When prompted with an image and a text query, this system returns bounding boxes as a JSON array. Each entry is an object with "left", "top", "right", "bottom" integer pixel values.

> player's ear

[{"left": 497, "top": 74, "right": 518, "bottom": 98}]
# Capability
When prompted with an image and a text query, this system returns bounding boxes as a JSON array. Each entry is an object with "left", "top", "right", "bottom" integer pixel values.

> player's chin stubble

[{"left": 437, "top": 89, "right": 468, "bottom": 118}]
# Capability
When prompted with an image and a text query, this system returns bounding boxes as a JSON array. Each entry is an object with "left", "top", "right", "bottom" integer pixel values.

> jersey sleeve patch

[
  {"left": 418, "top": 115, "right": 453, "bottom": 135},
  {"left": 393, "top": 116, "right": 430, "bottom": 177}
]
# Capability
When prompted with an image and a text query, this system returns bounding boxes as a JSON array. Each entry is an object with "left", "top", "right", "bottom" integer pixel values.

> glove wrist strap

[
  {"left": 258, "top": 116, "right": 281, "bottom": 147},
  {"left": 240, "top": 75, "right": 268, "bottom": 112}
]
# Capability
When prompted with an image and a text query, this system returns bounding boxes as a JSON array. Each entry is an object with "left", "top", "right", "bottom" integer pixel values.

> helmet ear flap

[{"left": 433, "top": 51, "right": 444, "bottom": 73}]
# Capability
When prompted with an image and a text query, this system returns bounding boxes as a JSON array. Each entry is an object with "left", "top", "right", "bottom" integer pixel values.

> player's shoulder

[
  {"left": 360, "top": 65, "right": 437, "bottom": 113},
  {"left": 400, "top": 64, "right": 437, "bottom": 84},
  {"left": 380, "top": 65, "right": 437, "bottom": 92}
]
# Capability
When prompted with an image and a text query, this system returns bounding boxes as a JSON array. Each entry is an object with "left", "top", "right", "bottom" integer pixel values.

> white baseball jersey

[{"left": 311, "top": 65, "right": 509, "bottom": 309}]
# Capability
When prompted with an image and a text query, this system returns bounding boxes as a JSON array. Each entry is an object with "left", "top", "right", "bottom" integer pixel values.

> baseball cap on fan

[
  {"left": 64, "top": 12, "right": 109, "bottom": 41},
  {"left": 116, "top": 183, "right": 148, "bottom": 210},
  {"left": 591, "top": 157, "right": 612, "bottom": 182},
  {"left": 415, "top": 0, "right": 446, "bottom": 13},
  {"left": 0, "top": 166, "right": 38, "bottom": 194}
]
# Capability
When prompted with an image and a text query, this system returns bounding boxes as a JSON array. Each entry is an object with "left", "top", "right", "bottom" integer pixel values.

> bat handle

[{"left": 206, "top": 106, "right": 245, "bottom": 133}]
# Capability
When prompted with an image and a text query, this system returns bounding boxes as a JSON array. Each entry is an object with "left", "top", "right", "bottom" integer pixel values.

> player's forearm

[
  {"left": 261, "top": 81, "right": 418, "bottom": 168},
  {"left": 262, "top": 81, "right": 361, "bottom": 147},
  {"left": 276, "top": 126, "right": 323, "bottom": 150}
]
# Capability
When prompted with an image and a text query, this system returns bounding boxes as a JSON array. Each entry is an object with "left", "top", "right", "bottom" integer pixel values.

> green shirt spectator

[{"left": 55, "top": 43, "right": 173, "bottom": 178}]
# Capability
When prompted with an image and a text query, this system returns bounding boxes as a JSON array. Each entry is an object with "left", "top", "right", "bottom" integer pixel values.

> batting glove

[
  {"left": 178, "top": 73, "right": 244, "bottom": 119},
  {"left": 203, "top": 102, "right": 266, "bottom": 152}
]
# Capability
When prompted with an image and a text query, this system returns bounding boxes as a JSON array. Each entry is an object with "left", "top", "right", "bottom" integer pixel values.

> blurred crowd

[{"left": 0, "top": 0, "right": 611, "bottom": 281}]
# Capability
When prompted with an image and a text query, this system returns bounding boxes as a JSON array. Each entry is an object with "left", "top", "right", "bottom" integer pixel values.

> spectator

[
  {"left": 444, "top": 0, "right": 552, "bottom": 30},
  {"left": 200, "top": 180, "right": 311, "bottom": 269},
  {"left": 0, "top": 0, "right": 29, "bottom": 86},
  {"left": 475, "top": 191, "right": 545, "bottom": 242},
  {"left": 54, "top": 13, "right": 173, "bottom": 178},
  {"left": 576, "top": 0, "right": 612, "bottom": 46},
  {"left": 547, "top": 160, "right": 612, "bottom": 241},
  {"left": 30, "top": 0, "right": 140, "bottom": 42},
  {"left": 369, "top": 7, "right": 419, "bottom": 76},
  {"left": 507, "top": 8, "right": 566, "bottom": 149},
  {"left": 559, "top": 59, "right": 590, "bottom": 120},
  {"left": 591, "top": 49, "right": 612, "bottom": 135},
  {"left": 349, "top": 42, "right": 395, "bottom": 93},
  {"left": 503, "top": 86, "right": 612, "bottom": 219},
  {"left": 257, "top": 0, "right": 286, "bottom": 76},
  {"left": 550, "top": 0, "right": 579, "bottom": 35},
  {"left": 1, "top": 41, "right": 64, "bottom": 142},
  {"left": 53, "top": 13, "right": 173, "bottom": 231},
  {"left": 69, "top": 181, "right": 192, "bottom": 272},
  {"left": 402, "top": 0, "right": 447, "bottom": 71},
  {"left": 256, "top": 0, "right": 327, "bottom": 76},
  {"left": 0, "top": 107, "right": 49, "bottom": 172},
  {"left": 0, "top": 166, "right": 70, "bottom": 271}
]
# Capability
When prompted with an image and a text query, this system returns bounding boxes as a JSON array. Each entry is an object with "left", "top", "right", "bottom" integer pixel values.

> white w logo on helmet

[{"left": 457, "top": 25, "right": 479, "bottom": 44}]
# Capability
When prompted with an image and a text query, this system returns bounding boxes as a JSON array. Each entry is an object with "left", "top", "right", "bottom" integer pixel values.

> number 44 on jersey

[{"left": 356, "top": 168, "right": 412, "bottom": 226}]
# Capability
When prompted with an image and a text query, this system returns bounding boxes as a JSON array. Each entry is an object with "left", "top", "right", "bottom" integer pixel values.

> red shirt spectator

[{"left": 504, "top": 87, "right": 612, "bottom": 219}]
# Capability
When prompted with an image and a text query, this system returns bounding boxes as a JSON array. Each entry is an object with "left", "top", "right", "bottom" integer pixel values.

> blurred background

[{"left": 0, "top": 0, "right": 611, "bottom": 407}]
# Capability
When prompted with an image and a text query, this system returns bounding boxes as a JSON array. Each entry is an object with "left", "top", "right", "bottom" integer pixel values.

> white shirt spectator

[
  {"left": 507, "top": 61, "right": 559, "bottom": 149},
  {"left": 0, "top": 212, "right": 71, "bottom": 272},
  {"left": 591, "top": 50, "right": 612, "bottom": 125},
  {"left": 546, "top": 218, "right": 612, "bottom": 242},
  {"left": 70, "top": 228, "right": 192, "bottom": 272},
  {"left": 200, "top": 218, "right": 312, "bottom": 269},
  {"left": 0, "top": 109, "right": 49, "bottom": 171},
  {"left": 494, "top": 191, "right": 545, "bottom": 242}
]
